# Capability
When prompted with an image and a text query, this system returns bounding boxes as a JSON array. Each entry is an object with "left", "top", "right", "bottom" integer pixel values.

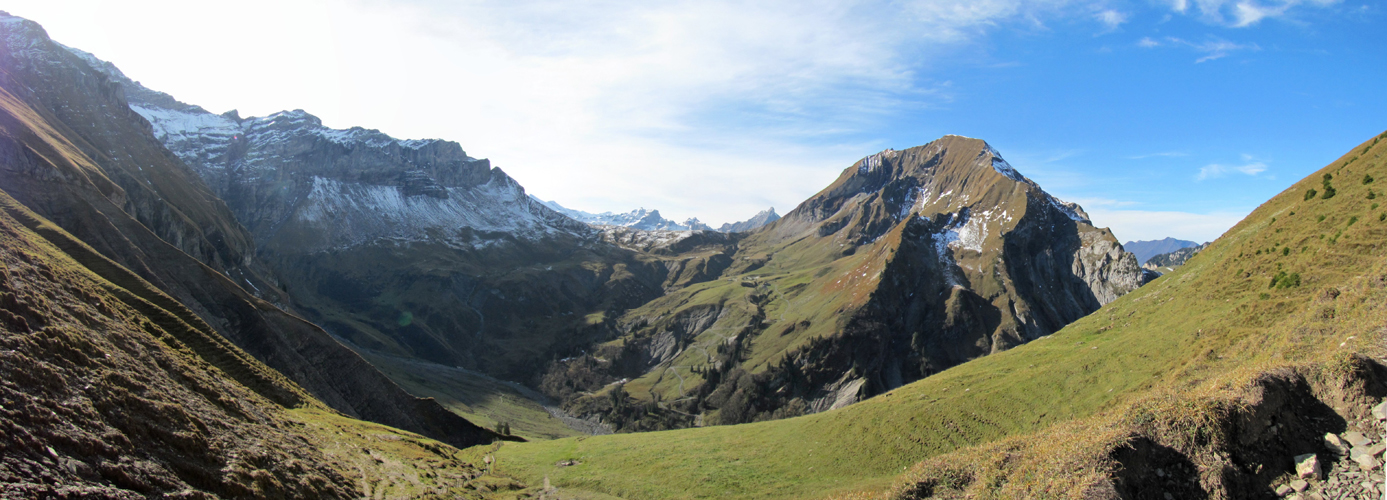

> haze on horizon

[{"left": 8, "top": 0, "right": 1384, "bottom": 243}]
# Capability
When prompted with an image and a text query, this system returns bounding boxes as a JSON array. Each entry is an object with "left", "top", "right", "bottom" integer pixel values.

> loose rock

[
  {"left": 1324, "top": 433, "right": 1350, "bottom": 455},
  {"left": 1290, "top": 479, "right": 1309, "bottom": 492},
  {"left": 1295, "top": 453, "right": 1322, "bottom": 480},
  {"left": 1342, "top": 430, "right": 1372, "bottom": 447},
  {"left": 1372, "top": 400, "right": 1386, "bottom": 421}
]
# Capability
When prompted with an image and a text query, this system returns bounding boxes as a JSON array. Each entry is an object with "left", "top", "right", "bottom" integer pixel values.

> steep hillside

[
  {"left": 490, "top": 130, "right": 1387, "bottom": 499},
  {"left": 544, "top": 136, "right": 1150, "bottom": 428},
  {"left": 0, "top": 13, "right": 496, "bottom": 448},
  {"left": 1124, "top": 237, "right": 1200, "bottom": 264}
]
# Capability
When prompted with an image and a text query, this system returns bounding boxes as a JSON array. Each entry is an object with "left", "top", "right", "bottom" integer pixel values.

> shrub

[
  {"left": 1365, "top": 174, "right": 1375, "bottom": 185},
  {"left": 1281, "top": 247, "right": 1290, "bottom": 256},
  {"left": 1320, "top": 174, "right": 1337, "bottom": 199},
  {"left": 1270, "top": 271, "right": 1301, "bottom": 289},
  {"left": 1305, "top": 189, "right": 1318, "bottom": 201},
  {"left": 1369, "top": 190, "right": 1377, "bottom": 200},
  {"left": 1380, "top": 213, "right": 1386, "bottom": 222},
  {"left": 1347, "top": 216, "right": 1358, "bottom": 227},
  {"left": 1317, "top": 215, "right": 1326, "bottom": 222}
]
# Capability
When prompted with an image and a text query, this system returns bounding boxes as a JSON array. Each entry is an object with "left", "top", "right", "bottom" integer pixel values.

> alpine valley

[{"left": 2, "top": 10, "right": 1385, "bottom": 500}]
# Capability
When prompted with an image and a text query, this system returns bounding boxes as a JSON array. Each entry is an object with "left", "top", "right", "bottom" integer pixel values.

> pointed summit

[{"left": 719, "top": 207, "right": 781, "bottom": 233}]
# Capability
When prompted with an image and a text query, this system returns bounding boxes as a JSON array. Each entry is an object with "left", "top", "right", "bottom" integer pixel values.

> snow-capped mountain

[
  {"left": 538, "top": 199, "right": 779, "bottom": 233},
  {"left": 65, "top": 46, "right": 586, "bottom": 253},
  {"left": 537, "top": 199, "right": 711, "bottom": 231}
]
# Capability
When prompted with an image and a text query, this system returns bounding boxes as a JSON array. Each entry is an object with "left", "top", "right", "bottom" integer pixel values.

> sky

[{"left": 7, "top": 0, "right": 1385, "bottom": 242}]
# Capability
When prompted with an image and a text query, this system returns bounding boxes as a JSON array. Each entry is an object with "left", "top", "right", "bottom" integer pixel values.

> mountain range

[
  {"left": 1123, "top": 237, "right": 1201, "bottom": 264},
  {"left": 69, "top": 29, "right": 1150, "bottom": 432},
  {"left": 3, "top": 10, "right": 1383, "bottom": 500},
  {"left": 539, "top": 198, "right": 781, "bottom": 233}
]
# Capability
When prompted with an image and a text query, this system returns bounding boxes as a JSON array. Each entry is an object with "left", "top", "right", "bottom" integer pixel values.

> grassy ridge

[{"left": 490, "top": 131, "right": 1387, "bottom": 499}]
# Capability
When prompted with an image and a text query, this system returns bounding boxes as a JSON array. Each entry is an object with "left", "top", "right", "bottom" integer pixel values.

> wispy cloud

[
  {"left": 1139, "top": 36, "right": 1260, "bottom": 62},
  {"left": 1196, "top": 155, "right": 1269, "bottom": 180},
  {"left": 1167, "top": 0, "right": 1342, "bottom": 27}
]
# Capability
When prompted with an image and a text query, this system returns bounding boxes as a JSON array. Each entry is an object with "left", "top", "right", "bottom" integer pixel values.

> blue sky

[{"left": 9, "top": 0, "right": 1386, "bottom": 242}]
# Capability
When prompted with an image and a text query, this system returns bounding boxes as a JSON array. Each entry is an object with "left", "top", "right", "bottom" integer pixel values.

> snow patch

[{"left": 983, "top": 143, "right": 1026, "bottom": 182}]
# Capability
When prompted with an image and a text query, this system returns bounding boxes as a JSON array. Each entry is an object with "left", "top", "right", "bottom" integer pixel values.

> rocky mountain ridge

[
  {"left": 1141, "top": 242, "right": 1208, "bottom": 274},
  {"left": 539, "top": 198, "right": 780, "bottom": 233},
  {"left": 1124, "top": 237, "right": 1199, "bottom": 264}
]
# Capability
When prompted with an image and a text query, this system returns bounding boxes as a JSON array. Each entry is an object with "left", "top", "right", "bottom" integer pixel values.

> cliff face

[{"left": 0, "top": 13, "right": 496, "bottom": 448}]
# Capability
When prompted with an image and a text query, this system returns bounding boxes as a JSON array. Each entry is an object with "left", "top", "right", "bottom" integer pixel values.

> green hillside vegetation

[{"left": 487, "top": 130, "right": 1387, "bottom": 499}]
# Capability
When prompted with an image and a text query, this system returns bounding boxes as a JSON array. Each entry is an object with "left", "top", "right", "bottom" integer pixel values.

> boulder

[
  {"left": 1294, "top": 453, "right": 1321, "bottom": 480},
  {"left": 1373, "top": 400, "right": 1386, "bottom": 421}
]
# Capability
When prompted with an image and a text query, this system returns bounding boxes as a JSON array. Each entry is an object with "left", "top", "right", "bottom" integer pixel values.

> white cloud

[
  {"left": 1196, "top": 160, "right": 1268, "bottom": 180},
  {"left": 1095, "top": 9, "right": 1128, "bottom": 30},
  {"left": 1172, "top": 0, "right": 1342, "bottom": 27},
  {"left": 10, "top": 0, "right": 1142, "bottom": 225},
  {"left": 1085, "top": 207, "right": 1250, "bottom": 243},
  {"left": 0, "top": 0, "right": 1342, "bottom": 225},
  {"left": 1157, "top": 36, "right": 1260, "bottom": 62},
  {"left": 1138, "top": 37, "right": 1162, "bottom": 47}
]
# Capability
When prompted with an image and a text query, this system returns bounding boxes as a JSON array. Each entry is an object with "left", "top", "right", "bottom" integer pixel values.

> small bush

[
  {"left": 1281, "top": 247, "right": 1290, "bottom": 256},
  {"left": 1321, "top": 186, "right": 1337, "bottom": 199},
  {"left": 1380, "top": 212, "right": 1386, "bottom": 222},
  {"left": 1347, "top": 216, "right": 1358, "bottom": 227},
  {"left": 1369, "top": 190, "right": 1377, "bottom": 200},
  {"left": 1258, "top": 292, "right": 1271, "bottom": 300},
  {"left": 1365, "top": 174, "right": 1375, "bottom": 185},
  {"left": 1317, "top": 215, "right": 1326, "bottom": 223},
  {"left": 1305, "top": 189, "right": 1318, "bottom": 201},
  {"left": 1270, "top": 271, "right": 1301, "bottom": 289}
]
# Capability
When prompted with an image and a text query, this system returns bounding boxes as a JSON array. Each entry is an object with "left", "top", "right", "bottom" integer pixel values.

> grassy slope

[{"left": 490, "top": 131, "right": 1387, "bottom": 499}]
